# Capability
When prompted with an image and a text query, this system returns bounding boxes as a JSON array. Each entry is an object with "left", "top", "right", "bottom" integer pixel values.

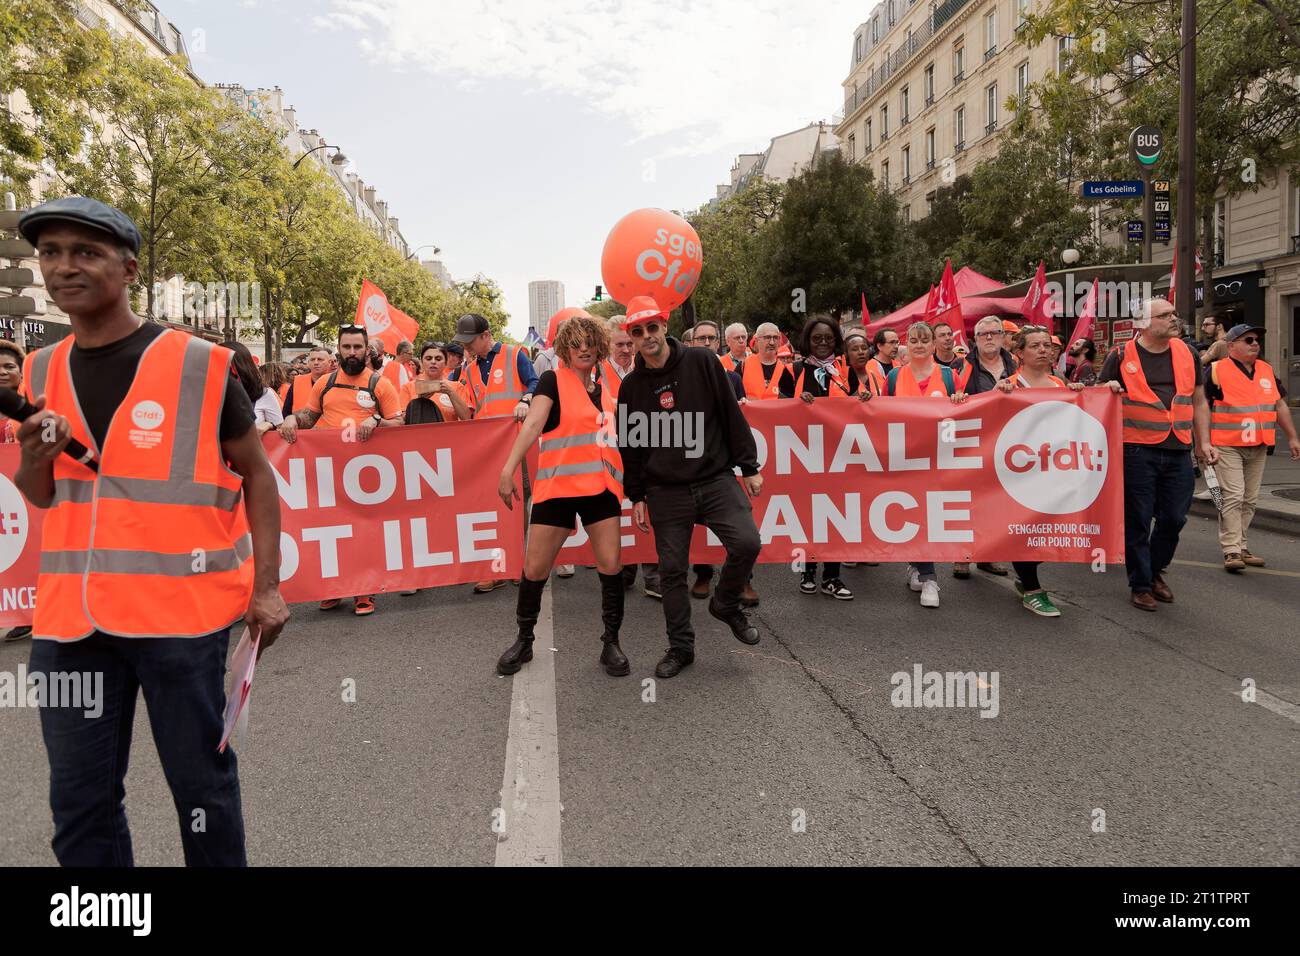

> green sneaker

[{"left": 1022, "top": 590, "right": 1061, "bottom": 617}]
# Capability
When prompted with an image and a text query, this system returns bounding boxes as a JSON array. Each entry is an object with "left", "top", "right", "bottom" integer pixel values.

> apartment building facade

[
  {"left": 528, "top": 281, "right": 566, "bottom": 337},
  {"left": 707, "top": 122, "right": 839, "bottom": 208}
]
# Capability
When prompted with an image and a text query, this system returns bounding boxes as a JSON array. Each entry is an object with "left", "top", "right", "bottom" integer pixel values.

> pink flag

[
  {"left": 861, "top": 291, "right": 871, "bottom": 326},
  {"left": 1021, "top": 260, "right": 1049, "bottom": 323}
]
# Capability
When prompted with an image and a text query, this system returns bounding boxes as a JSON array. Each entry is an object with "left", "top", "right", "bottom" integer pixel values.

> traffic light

[{"left": 594, "top": 285, "right": 603, "bottom": 301}]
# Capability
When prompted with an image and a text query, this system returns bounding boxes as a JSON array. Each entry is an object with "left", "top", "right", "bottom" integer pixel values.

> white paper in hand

[{"left": 219, "top": 626, "right": 261, "bottom": 753}]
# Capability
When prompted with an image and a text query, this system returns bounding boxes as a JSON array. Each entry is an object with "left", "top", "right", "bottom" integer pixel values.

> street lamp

[
  {"left": 1062, "top": 248, "right": 1081, "bottom": 266},
  {"left": 405, "top": 243, "right": 442, "bottom": 261},
  {"left": 292, "top": 144, "right": 348, "bottom": 170}
]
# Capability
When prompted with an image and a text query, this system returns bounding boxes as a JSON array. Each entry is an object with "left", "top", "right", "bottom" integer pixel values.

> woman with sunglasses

[
  {"left": 995, "top": 325, "right": 1093, "bottom": 617},
  {"left": 792, "top": 316, "right": 870, "bottom": 600},
  {"left": 886, "top": 322, "right": 969, "bottom": 608},
  {"left": 494, "top": 314, "right": 629, "bottom": 678},
  {"left": 399, "top": 341, "right": 473, "bottom": 424}
]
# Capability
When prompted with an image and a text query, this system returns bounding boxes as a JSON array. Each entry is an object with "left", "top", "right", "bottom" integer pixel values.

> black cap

[
  {"left": 1224, "top": 323, "right": 1264, "bottom": 342},
  {"left": 19, "top": 196, "right": 142, "bottom": 255},
  {"left": 452, "top": 313, "right": 489, "bottom": 343},
  {"left": 444, "top": 341, "right": 465, "bottom": 356}
]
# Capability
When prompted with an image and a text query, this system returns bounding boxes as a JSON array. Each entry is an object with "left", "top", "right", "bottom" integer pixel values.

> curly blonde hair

[{"left": 553, "top": 314, "right": 611, "bottom": 365}]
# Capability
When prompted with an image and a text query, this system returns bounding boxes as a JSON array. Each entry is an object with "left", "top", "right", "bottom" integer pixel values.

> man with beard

[{"left": 278, "top": 324, "right": 402, "bottom": 616}]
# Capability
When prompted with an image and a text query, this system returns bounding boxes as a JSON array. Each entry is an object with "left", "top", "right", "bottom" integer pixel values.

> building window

[
  {"left": 926, "top": 191, "right": 936, "bottom": 215},
  {"left": 1057, "top": 36, "right": 1075, "bottom": 72},
  {"left": 1017, "top": 0, "right": 1030, "bottom": 28},
  {"left": 985, "top": 10, "right": 998, "bottom": 57},
  {"left": 866, "top": 117, "right": 873, "bottom": 150},
  {"left": 1016, "top": 60, "right": 1030, "bottom": 102},
  {"left": 903, "top": 204, "right": 911, "bottom": 222},
  {"left": 855, "top": 33, "right": 863, "bottom": 63},
  {"left": 888, "top": 0, "right": 896, "bottom": 28},
  {"left": 872, "top": 16, "right": 879, "bottom": 43},
  {"left": 925, "top": 127, "right": 936, "bottom": 168},
  {"left": 881, "top": 160, "right": 890, "bottom": 189},
  {"left": 882, "top": 104, "right": 890, "bottom": 139},
  {"left": 1293, "top": 183, "right": 1300, "bottom": 248},
  {"left": 953, "top": 42, "right": 966, "bottom": 81},
  {"left": 901, "top": 85, "right": 910, "bottom": 124},
  {"left": 902, "top": 146, "right": 911, "bottom": 182},
  {"left": 955, "top": 106, "right": 966, "bottom": 148},
  {"left": 985, "top": 83, "right": 998, "bottom": 132},
  {"left": 848, "top": 134, "right": 856, "bottom": 161},
  {"left": 924, "top": 63, "right": 935, "bottom": 104}
]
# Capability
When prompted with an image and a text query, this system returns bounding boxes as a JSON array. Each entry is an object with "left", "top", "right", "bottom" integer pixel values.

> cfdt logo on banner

[{"left": 601, "top": 208, "right": 703, "bottom": 310}]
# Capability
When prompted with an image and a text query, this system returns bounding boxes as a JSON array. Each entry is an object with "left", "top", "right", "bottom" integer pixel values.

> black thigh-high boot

[
  {"left": 497, "top": 575, "right": 546, "bottom": 675},
  {"left": 597, "top": 571, "right": 630, "bottom": 676}
]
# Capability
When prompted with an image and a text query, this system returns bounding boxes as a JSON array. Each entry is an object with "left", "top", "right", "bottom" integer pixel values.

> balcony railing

[
  {"left": 985, "top": 45, "right": 999, "bottom": 62},
  {"left": 985, "top": 120, "right": 998, "bottom": 134},
  {"left": 955, "top": 139, "right": 966, "bottom": 152},
  {"left": 1292, "top": 234, "right": 1300, "bottom": 254},
  {"left": 953, "top": 68, "right": 966, "bottom": 84},
  {"left": 926, "top": 159, "right": 936, "bottom": 171},
  {"left": 881, "top": 129, "right": 890, "bottom": 142},
  {"left": 925, "top": 93, "right": 935, "bottom": 106},
  {"left": 902, "top": 174, "right": 912, "bottom": 185},
  {"left": 901, "top": 113, "right": 911, "bottom": 126},
  {"left": 841, "top": 0, "right": 972, "bottom": 120}
]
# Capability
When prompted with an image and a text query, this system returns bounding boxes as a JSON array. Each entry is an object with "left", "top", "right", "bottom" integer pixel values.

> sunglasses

[
  {"left": 627, "top": 322, "right": 662, "bottom": 339},
  {"left": 1240, "top": 336, "right": 1260, "bottom": 345}
]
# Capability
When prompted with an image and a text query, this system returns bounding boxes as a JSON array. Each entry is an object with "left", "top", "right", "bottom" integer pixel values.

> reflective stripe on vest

[
  {"left": 742, "top": 355, "right": 784, "bottom": 400},
  {"left": 532, "top": 366, "right": 624, "bottom": 505},
  {"left": 1118, "top": 338, "right": 1195, "bottom": 444},
  {"left": 31, "top": 329, "right": 253, "bottom": 641},
  {"left": 1210, "top": 359, "right": 1278, "bottom": 447},
  {"left": 470, "top": 344, "right": 526, "bottom": 418}
]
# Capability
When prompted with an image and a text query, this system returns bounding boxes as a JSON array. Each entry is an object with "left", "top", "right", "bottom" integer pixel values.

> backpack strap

[{"left": 318, "top": 370, "right": 383, "bottom": 414}]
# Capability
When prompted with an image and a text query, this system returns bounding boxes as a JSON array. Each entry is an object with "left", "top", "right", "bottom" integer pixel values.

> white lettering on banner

[
  {"left": 935, "top": 419, "right": 983, "bottom": 470},
  {"left": 457, "top": 512, "right": 500, "bottom": 563},
  {"left": 812, "top": 494, "right": 862, "bottom": 543},
  {"left": 775, "top": 425, "right": 823, "bottom": 474},
  {"left": 278, "top": 532, "right": 299, "bottom": 580},
  {"left": 302, "top": 525, "right": 353, "bottom": 578},
  {"left": 403, "top": 449, "right": 453, "bottom": 499},
  {"left": 887, "top": 422, "right": 929, "bottom": 471},
  {"left": 0, "top": 474, "right": 30, "bottom": 573},
  {"left": 829, "top": 424, "right": 884, "bottom": 471},
  {"left": 316, "top": 457, "right": 336, "bottom": 508},
  {"left": 994, "top": 402, "right": 1108, "bottom": 513},
  {"left": 383, "top": 519, "right": 403, "bottom": 571},
  {"left": 343, "top": 455, "right": 397, "bottom": 506},
  {"left": 1, "top": 587, "right": 37, "bottom": 610},
  {"left": 274, "top": 458, "right": 308, "bottom": 510},
  {"left": 758, "top": 495, "right": 807, "bottom": 542},
  {"left": 928, "top": 492, "right": 974, "bottom": 542},
  {"left": 871, "top": 492, "right": 920, "bottom": 543},
  {"left": 410, "top": 519, "right": 453, "bottom": 567}
]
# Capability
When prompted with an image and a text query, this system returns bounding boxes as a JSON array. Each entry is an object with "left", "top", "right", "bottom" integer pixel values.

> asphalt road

[{"left": 1, "top": 513, "right": 1296, "bottom": 866}]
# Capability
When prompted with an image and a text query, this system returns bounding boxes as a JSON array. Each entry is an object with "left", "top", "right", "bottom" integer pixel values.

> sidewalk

[{"left": 1191, "top": 449, "right": 1300, "bottom": 537}]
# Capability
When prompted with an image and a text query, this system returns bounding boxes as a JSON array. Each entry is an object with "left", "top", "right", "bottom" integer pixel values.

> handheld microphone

[{"left": 0, "top": 387, "right": 99, "bottom": 472}]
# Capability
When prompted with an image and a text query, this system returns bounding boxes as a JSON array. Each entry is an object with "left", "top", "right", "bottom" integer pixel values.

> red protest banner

[
  {"left": 0, "top": 390, "right": 1123, "bottom": 626},
  {"left": 557, "top": 389, "right": 1125, "bottom": 566},
  {"left": 268, "top": 419, "right": 525, "bottom": 601},
  {"left": 0, "top": 444, "right": 44, "bottom": 628}
]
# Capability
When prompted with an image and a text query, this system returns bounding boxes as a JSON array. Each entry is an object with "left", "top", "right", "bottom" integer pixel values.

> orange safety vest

[
  {"left": 289, "top": 372, "right": 318, "bottom": 413},
  {"left": 598, "top": 359, "right": 631, "bottom": 398},
  {"left": 1118, "top": 338, "right": 1195, "bottom": 445},
  {"left": 532, "top": 366, "right": 624, "bottom": 505},
  {"left": 465, "top": 344, "right": 526, "bottom": 418},
  {"left": 890, "top": 363, "right": 954, "bottom": 397},
  {"left": 741, "top": 355, "right": 786, "bottom": 400},
  {"left": 276, "top": 381, "right": 290, "bottom": 404},
  {"left": 22, "top": 329, "right": 253, "bottom": 641},
  {"left": 1210, "top": 358, "right": 1277, "bottom": 447},
  {"left": 381, "top": 357, "right": 414, "bottom": 391},
  {"left": 721, "top": 352, "right": 749, "bottom": 374},
  {"left": 1009, "top": 372, "right": 1066, "bottom": 389},
  {"left": 866, "top": 357, "right": 897, "bottom": 395},
  {"left": 793, "top": 363, "right": 853, "bottom": 397}
]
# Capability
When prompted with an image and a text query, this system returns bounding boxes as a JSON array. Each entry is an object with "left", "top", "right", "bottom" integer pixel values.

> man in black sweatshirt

[{"left": 617, "top": 296, "right": 763, "bottom": 678}]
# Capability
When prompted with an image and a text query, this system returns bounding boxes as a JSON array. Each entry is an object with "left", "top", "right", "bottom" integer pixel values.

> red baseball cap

[{"left": 624, "top": 295, "right": 668, "bottom": 329}]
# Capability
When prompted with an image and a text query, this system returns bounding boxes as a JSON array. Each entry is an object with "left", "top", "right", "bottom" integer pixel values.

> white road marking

[
  {"left": 495, "top": 584, "right": 563, "bottom": 866},
  {"left": 1235, "top": 688, "right": 1300, "bottom": 726}
]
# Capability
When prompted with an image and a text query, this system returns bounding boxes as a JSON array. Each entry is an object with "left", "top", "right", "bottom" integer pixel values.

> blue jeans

[
  {"left": 29, "top": 628, "right": 245, "bottom": 867},
  {"left": 1122, "top": 444, "right": 1194, "bottom": 593}
]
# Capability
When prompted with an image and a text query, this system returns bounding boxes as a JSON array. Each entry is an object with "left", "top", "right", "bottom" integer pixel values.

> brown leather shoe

[
  {"left": 1223, "top": 553, "right": 1246, "bottom": 572},
  {"left": 1240, "top": 550, "right": 1266, "bottom": 567},
  {"left": 690, "top": 574, "right": 711, "bottom": 600},
  {"left": 1150, "top": 575, "right": 1174, "bottom": 603},
  {"left": 1130, "top": 591, "right": 1158, "bottom": 611},
  {"left": 740, "top": 583, "right": 760, "bottom": 608}
]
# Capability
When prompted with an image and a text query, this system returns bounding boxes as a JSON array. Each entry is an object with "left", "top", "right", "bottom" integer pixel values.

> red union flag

[
  {"left": 1021, "top": 259, "right": 1055, "bottom": 324},
  {"left": 355, "top": 279, "right": 420, "bottom": 355}
]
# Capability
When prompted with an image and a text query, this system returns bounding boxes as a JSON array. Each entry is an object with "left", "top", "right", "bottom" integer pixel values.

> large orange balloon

[
  {"left": 544, "top": 307, "right": 591, "bottom": 348},
  {"left": 600, "top": 208, "right": 703, "bottom": 311}
]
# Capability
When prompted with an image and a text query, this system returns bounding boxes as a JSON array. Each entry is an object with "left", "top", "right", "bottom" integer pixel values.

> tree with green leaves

[
  {"left": 1025, "top": 0, "right": 1300, "bottom": 317},
  {"left": 687, "top": 179, "right": 784, "bottom": 328}
]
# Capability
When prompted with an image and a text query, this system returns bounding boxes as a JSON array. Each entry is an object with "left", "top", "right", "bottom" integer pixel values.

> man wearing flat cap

[{"left": 11, "top": 196, "right": 289, "bottom": 866}]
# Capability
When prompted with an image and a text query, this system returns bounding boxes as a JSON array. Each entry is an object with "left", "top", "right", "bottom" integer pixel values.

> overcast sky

[{"left": 178, "top": 0, "right": 862, "bottom": 337}]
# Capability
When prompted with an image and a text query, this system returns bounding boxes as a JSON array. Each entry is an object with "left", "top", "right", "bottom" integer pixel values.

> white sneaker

[
  {"left": 919, "top": 581, "right": 940, "bottom": 608},
  {"left": 556, "top": 564, "right": 575, "bottom": 578},
  {"left": 906, "top": 567, "right": 922, "bottom": 592}
]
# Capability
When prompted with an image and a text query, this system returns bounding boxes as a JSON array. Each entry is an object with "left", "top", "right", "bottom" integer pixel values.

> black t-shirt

[
  {"left": 70, "top": 322, "right": 254, "bottom": 449},
  {"left": 758, "top": 361, "right": 797, "bottom": 398},
  {"left": 534, "top": 369, "right": 604, "bottom": 434},
  {"left": 1099, "top": 340, "right": 1203, "bottom": 451}
]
